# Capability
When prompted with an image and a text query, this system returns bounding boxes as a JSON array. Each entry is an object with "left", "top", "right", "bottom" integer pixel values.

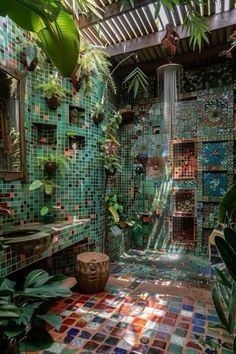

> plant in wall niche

[
  {"left": 0, "top": 1, "right": 80, "bottom": 77},
  {"left": 123, "top": 67, "right": 149, "bottom": 99},
  {"left": 105, "top": 193, "right": 134, "bottom": 228},
  {"left": 0, "top": 269, "right": 72, "bottom": 353},
  {"left": 34, "top": 154, "right": 73, "bottom": 176},
  {"left": 93, "top": 102, "right": 105, "bottom": 124},
  {"left": 35, "top": 76, "right": 69, "bottom": 109},
  {"left": 72, "top": 45, "right": 116, "bottom": 96},
  {"left": 99, "top": 111, "right": 122, "bottom": 176}
]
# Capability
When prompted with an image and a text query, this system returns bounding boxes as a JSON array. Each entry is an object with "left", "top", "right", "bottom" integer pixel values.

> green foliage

[
  {"left": 211, "top": 226, "right": 236, "bottom": 353},
  {"left": 76, "top": 46, "right": 116, "bottom": 96},
  {"left": 29, "top": 179, "right": 58, "bottom": 196},
  {"left": 34, "top": 153, "right": 72, "bottom": 176},
  {"left": 99, "top": 111, "right": 122, "bottom": 175},
  {"left": 123, "top": 67, "right": 148, "bottom": 99},
  {"left": 0, "top": 0, "right": 80, "bottom": 77},
  {"left": 218, "top": 184, "right": 236, "bottom": 226},
  {"left": 70, "top": 0, "right": 103, "bottom": 19},
  {"left": 35, "top": 76, "right": 69, "bottom": 101},
  {"left": 0, "top": 269, "right": 71, "bottom": 351}
]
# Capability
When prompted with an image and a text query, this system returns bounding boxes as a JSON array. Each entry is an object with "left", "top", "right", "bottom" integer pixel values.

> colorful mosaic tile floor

[
  {"left": 29, "top": 282, "right": 234, "bottom": 354},
  {"left": 110, "top": 249, "right": 213, "bottom": 289},
  {"left": 28, "top": 250, "right": 234, "bottom": 354}
]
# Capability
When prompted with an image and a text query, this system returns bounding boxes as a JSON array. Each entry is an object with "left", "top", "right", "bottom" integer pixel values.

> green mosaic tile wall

[{"left": 0, "top": 18, "right": 117, "bottom": 274}]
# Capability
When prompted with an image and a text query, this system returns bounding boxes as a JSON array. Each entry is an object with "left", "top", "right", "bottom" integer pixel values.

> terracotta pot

[
  {"left": 118, "top": 221, "right": 128, "bottom": 229},
  {"left": 93, "top": 112, "right": 104, "bottom": 124},
  {"left": 46, "top": 96, "right": 60, "bottom": 109},
  {"left": 44, "top": 161, "right": 57, "bottom": 174},
  {"left": 121, "top": 110, "right": 134, "bottom": 124},
  {"left": 105, "top": 168, "right": 116, "bottom": 176}
]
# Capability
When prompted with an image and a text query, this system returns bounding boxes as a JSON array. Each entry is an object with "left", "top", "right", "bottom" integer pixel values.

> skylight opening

[
  {"left": 215, "top": 0, "right": 222, "bottom": 13},
  {"left": 142, "top": 6, "right": 155, "bottom": 32},
  {"left": 135, "top": 9, "right": 149, "bottom": 34},
  {"left": 176, "top": 5, "right": 184, "bottom": 24},
  {"left": 123, "top": 14, "right": 138, "bottom": 38},
  {"left": 116, "top": 16, "right": 132, "bottom": 39},
  {"left": 111, "top": 18, "right": 127, "bottom": 41},
  {"left": 97, "top": 23, "right": 112, "bottom": 45},
  {"left": 105, "top": 20, "right": 121, "bottom": 42},
  {"left": 81, "top": 29, "right": 97, "bottom": 45},
  {"left": 130, "top": 11, "right": 144, "bottom": 36},
  {"left": 224, "top": 0, "right": 230, "bottom": 11},
  {"left": 159, "top": 4, "right": 170, "bottom": 27}
]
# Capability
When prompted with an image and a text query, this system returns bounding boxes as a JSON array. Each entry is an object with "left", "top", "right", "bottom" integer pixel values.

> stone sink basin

[{"left": 0, "top": 226, "right": 53, "bottom": 256}]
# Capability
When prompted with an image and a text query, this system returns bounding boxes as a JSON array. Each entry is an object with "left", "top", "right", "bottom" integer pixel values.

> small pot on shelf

[
  {"left": 93, "top": 111, "right": 105, "bottom": 124},
  {"left": 46, "top": 95, "right": 60, "bottom": 109},
  {"left": 44, "top": 161, "right": 57, "bottom": 175}
]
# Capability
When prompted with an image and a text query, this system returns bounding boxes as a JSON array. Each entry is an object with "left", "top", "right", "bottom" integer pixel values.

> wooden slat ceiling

[{"left": 75, "top": 0, "right": 236, "bottom": 69}]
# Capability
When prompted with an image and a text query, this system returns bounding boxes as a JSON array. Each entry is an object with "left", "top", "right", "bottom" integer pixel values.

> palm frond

[{"left": 123, "top": 67, "right": 148, "bottom": 99}]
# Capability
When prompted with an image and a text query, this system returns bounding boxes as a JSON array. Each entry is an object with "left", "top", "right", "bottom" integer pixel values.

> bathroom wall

[
  {"left": 119, "top": 61, "right": 236, "bottom": 255},
  {"left": 0, "top": 17, "right": 116, "bottom": 273}
]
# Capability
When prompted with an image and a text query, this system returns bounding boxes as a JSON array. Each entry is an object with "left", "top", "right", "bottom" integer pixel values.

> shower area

[{"left": 120, "top": 63, "right": 198, "bottom": 253}]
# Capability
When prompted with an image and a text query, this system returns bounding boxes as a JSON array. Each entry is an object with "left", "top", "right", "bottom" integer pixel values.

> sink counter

[{"left": 0, "top": 219, "right": 91, "bottom": 276}]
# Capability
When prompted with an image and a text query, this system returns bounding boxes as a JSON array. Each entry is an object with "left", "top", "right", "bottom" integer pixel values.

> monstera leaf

[{"left": 0, "top": 0, "right": 80, "bottom": 77}]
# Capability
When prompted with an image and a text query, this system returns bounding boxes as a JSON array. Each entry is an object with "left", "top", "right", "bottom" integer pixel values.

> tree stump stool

[{"left": 75, "top": 252, "right": 110, "bottom": 294}]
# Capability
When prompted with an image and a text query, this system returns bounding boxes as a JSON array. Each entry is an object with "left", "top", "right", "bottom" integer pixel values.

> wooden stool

[{"left": 75, "top": 252, "right": 110, "bottom": 294}]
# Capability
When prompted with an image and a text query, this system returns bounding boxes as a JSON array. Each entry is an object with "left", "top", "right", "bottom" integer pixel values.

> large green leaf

[
  {"left": 3, "top": 324, "right": 25, "bottom": 338},
  {"left": 29, "top": 179, "right": 43, "bottom": 191},
  {"left": 19, "top": 326, "right": 54, "bottom": 352},
  {"left": 37, "top": 10, "right": 80, "bottom": 77},
  {"left": 22, "top": 283, "right": 72, "bottom": 298},
  {"left": 16, "top": 304, "right": 34, "bottom": 325},
  {"left": 212, "top": 285, "right": 229, "bottom": 332},
  {"left": 215, "top": 236, "right": 236, "bottom": 281},
  {"left": 37, "top": 313, "right": 62, "bottom": 331},
  {"left": 218, "top": 184, "right": 236, "bottom": 224},
  {"left": 24, "top": 269, "right": 50, "bottom": 288},
  {"left": 224, "top": 227, "right": 236, "bottom": 252},
  {"left": 228, "top": 281, "right": 236, "bottom": 334}
]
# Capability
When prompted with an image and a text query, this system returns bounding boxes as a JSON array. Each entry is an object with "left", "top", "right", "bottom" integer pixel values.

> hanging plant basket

[
  {"left": 21, "top": 47, "right": 38, "bottom": 72},
  {"left": 105, "top": 168, "right": 116, "bottom": 176},
  {"left": 93, "top": 111, "right": 105, "bottom": 124},
  {"left": 120, "top": 110, "right": 134, "bottom": 124},
  {"left": 46, "top": 96, "right": 60, "bottom": 109},
  {"left": 44, "top": 161, "right": 57, "bottom": 174},
  {"left": 118, "top": 220, "right": 128, "bottom": 229}
]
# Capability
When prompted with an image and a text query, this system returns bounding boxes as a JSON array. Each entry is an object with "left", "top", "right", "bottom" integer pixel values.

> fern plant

[
  {"left": 123, "top": 67, "right": 149, "bottom": 99},
  {"left": 76, "top": 46, "right": 116, "bottom": 96}
]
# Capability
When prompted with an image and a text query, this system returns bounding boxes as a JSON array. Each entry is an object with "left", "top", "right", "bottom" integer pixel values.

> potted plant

[
  {"left": 0, "top": 269, "right": 72, "bottom": 353},
  {"left": 35, "top": 76, "right": 69, "bottom": 109},
  {"left": 34, "top": 153, "right": 72, "bottom": 175},
  {"left": 93, "top": 103, "right": 105, "bottom": 124},
  {"left": 20, "top": 40, "right": 38, "bottom": 71},
  {"left": 119, "top": 104, "right": 134, "bottom": 124},
  {"left": 99, "top": 111, "right": 122, "bottom": 176}
]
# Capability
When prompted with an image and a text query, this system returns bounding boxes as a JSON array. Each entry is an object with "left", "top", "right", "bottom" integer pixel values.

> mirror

[{"left": 0, "top": 65, "right": 26, "bottom": 181}]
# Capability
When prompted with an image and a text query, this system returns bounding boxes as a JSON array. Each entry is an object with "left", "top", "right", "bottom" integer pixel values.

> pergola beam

[
  {"left": 79, "top": 0, "right": 155, "bottom": 29},
  {"left": 115, "top": 44, "right": 234, "bottom": 75},
  {"left": 107, "top": 9, "right": 236, "bottom": 57}
]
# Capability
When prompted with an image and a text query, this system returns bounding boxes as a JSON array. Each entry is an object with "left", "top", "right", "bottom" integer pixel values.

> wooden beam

[
  {"left": 79, "top": 0, "right": 154, "bottom": 29},
  {"left": 115, "top": 44, "right": 234, "bottom": 75},
  {"left": 107, "top": 9, "right": 236, "bottom": 57}
]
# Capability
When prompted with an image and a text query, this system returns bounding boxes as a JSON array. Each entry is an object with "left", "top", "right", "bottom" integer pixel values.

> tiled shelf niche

[
  {"left": 68, "top": 135, "right": 85, "bottom": 150},
  {"left": 172, "top": 141, "right": 196, "bottom": 179},
  {"left": 173, "top": 189, "right": 195, "bottom": 216},
  {"left": 69, "top": 105, "right": 85, "bottom": 126},
  {"left": 32, "top": 123, "right": 57, "bottom": 146},
  {"left": 172, "top": 216, "right": 195, "bottom": 245}
]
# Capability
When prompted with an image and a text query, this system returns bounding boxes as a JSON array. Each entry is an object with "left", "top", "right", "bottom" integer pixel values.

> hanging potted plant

[
  {"left": 34, "top": 154, "right": 72, "bottom": 175},
  {"left": 93, "top": 103, "right": 105, "bottom": 124},
  {"left": 20, "top": 40, "right": 38, "bottom": 71},
  {"left": 119, "top": 104, "right": 134, "bottom": 124},
  {"left": 35, "top": 76, "right": 69, "bottom": 109}
]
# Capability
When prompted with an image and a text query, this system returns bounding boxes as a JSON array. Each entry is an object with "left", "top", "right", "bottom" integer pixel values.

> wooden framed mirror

[{"left": 0, "top": 64, "right": 26, "bottom": 181}]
